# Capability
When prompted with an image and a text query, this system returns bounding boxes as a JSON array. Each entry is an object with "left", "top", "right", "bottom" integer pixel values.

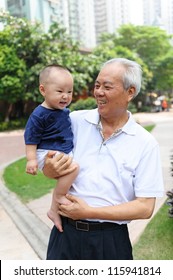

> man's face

[{"left": 94, "top": 63, "right": 134, "bottom": 119}]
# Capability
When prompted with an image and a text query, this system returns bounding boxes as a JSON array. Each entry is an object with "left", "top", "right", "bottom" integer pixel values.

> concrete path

[
  {"left": 0, "top": 130, "right": 40, "bottom": 259},
  {"left": 128, "top": 111, "right": 173, "bottom": 243},
  {"left": 0, "top": 111, "right": 173, "bottom": 259}
]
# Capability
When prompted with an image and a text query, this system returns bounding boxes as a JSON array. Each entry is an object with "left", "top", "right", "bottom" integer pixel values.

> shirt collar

[{"left": 84, "top": 108, "right": 137, "bottom": 136}]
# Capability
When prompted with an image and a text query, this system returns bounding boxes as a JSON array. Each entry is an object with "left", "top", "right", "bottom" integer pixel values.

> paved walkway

[
  {"left": 0, "top": 131, "right": 40, "bottom": 259},
  {"left": 128, "top": 111, "right": 173, "bottom": 243},
  {"left": 0, "top": 110, "right": 173, "bottom": 259}
]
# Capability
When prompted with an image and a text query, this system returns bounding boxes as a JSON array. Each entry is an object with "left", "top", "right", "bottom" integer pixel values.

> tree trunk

[{"left": 4, "top": 103, "right": 13, "bottom": 122}]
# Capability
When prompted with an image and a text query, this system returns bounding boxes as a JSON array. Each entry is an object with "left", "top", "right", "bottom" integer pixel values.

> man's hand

[
  {"left": 43, "top": 151, "right": 77, "bottom": 179},
  {"left": 58, "top": 194, "right": 91, "bottom": 220}
]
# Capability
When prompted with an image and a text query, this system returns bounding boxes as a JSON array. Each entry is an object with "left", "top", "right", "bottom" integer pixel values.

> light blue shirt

[{"left": 69, "top": 109, "right": 164, "bottom": 223}]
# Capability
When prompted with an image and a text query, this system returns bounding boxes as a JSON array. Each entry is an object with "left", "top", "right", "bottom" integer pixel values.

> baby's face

[{"left": 40, "top": 69, "right": 73, "bottom": 110}]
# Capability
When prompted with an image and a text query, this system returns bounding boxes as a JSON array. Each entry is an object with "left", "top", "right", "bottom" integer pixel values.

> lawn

[
  {"left": 133, "top": 203, "right": 173, "bottom": 260},
  {"left": 144, "top": 124, "right": 155, "bottom": 132},
  {"left": 2, "top": 157, "right": 55, "bottom": 202}
]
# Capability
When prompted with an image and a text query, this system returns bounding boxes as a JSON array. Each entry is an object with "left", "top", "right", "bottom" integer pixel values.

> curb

[{"left": 0, "top": 166, "right": 50, "bottom": 260}]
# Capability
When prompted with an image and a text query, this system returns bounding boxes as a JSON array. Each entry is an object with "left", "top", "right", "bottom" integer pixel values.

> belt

[{"left": 65, "top": 218, "right": 123, "bottom": 232}]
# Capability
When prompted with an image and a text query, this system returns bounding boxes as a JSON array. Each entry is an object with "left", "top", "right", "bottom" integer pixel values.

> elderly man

[{"left": 43, "top": 58, "right": 164, "bottom": 260}]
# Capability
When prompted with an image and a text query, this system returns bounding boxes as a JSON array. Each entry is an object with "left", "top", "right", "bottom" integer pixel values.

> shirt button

[{"left": 103, "top": 143, "right": 106, "bottom": 146}]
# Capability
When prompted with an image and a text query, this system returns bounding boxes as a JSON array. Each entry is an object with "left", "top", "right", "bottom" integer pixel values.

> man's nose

[{"left": 94, "top": 87, "right": 105, "bottom": 95}]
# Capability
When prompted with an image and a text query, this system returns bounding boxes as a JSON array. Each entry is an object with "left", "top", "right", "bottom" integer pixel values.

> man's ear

[
  {"left": 127, "top": 86, "right": 136, "bottom": 102},
  {"left": 39, "top": 84, "right": 45, "bottom": 97}
]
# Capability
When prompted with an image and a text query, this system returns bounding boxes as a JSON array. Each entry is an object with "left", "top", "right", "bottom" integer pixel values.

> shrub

[
  {"left": 69, "top": 97, "right": 97, "bottom": 111},
  {"left": 128, "top": 102, "right": 137, "bottom": 114},
  {"left": 0, "top": 118, "right": 27, "bottom": 131}
]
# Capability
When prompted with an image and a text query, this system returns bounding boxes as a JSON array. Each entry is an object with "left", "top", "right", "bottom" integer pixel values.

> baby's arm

[{"left": 25, "top": 144, "right": 38, "bottom": 175}]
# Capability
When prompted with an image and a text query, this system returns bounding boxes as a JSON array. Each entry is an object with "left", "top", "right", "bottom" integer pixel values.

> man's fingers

[
  {"left": 56, "top": 165, "right": 77, "bottom": 177},
  {"left": 43, "top": 152, "right": 75, "bottom": 179},
  {"left": 58, "top": 210, "right": 68, "bottom": 217},
  {"left": 54, "top": 155, "right": 73, "bottom": 172},
  {"left": 58, "top": 154, "right": 72, "bottom": 166},
  {"left": 65, "top": 194, "right": 75, "bottom": 202}
]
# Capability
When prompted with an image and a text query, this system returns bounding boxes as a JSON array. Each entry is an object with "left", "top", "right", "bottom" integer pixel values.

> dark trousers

[{"left": 47, "top": 218, "right": 133, "bottom": 260}]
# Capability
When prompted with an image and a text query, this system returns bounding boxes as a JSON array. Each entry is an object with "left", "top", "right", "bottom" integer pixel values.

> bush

[
  {"left": 128, "top": 102, "right": 137, "bottom": 114},
  {"left": 69, "top": 97, "right": 97, "bottom": 111},
  {"left": 141, "top": 105, "right": 152, "bottom": 112},
  {"left": 0, "top": 118, "right": 27, "bottom": 131},
  {"left": 166, "top": 189, "right": 173, "bottom": 218}
]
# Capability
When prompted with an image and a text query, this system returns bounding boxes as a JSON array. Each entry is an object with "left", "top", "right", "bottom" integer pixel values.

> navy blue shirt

[{"left": 24, "top": 105, "right": 73, "bottom": 154}]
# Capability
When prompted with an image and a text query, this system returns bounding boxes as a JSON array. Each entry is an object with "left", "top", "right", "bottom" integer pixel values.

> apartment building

[
  {"left": 94, "top": 0, "right": 130, "bottom": 44},
  {"left": 143, "top": 0, "right": 173, "bottom": 34},
  {"left": 1, "top": 0, "right": 173, "bottom": 48}
]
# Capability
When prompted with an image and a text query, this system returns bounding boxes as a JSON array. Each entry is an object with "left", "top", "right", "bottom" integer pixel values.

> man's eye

[
  {"left": 94, "top": 84, "right": 100, "bottom": 89},
  {"left": 105, "top": 87, "right": 114, "bottom": 91}
]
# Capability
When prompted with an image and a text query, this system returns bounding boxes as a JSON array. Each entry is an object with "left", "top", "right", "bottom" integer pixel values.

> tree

[
  {"left": 154, "top": 50, "right": 173, "bottom": 93},
  {"left": 0, "top": 12, "right": 45, "bottom": 119},
  {"left": 92, "top": 33, "right": 153, "bottom": 107},
  {"left": 0, "top": 12, "right": 96, "bottom": 120},
  {"left": 96, "top": 24, "right": 173, "bottom": 104},
  {"left": 0, "top": 43, "right": 26, "bottom": 121},
  {"left": 45, "top": 23, "right": 97, "bottom": 96},
  {"left": 108, "top": 24, "right": 173, "bottom": 92}
]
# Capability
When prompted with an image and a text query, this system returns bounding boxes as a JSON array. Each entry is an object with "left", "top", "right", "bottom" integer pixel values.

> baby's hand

[{"left": 26, "top": 160, "right": 38, "bottom": 175}]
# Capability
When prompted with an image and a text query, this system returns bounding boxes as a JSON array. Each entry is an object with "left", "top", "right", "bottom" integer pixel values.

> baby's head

[{"left": 39, "top": 64, "right": 74, "bottom": 110}]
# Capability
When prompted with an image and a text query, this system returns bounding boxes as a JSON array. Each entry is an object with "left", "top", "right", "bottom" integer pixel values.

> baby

[{"left": 24, "top": 64, "right": 79, "bottom": 232}]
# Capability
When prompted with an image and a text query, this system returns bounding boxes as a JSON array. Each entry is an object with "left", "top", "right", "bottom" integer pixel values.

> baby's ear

[{"left": 39, "top": 84, "right": 45, "bottom": 96}]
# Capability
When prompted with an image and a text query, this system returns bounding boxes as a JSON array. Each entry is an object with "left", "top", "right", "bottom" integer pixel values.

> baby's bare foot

[
  {"left": 57, "top": 195, "right": 72, "bottom": 205},
  {"left": 47, "top": 210, "right": 63, "bottom": 232}
]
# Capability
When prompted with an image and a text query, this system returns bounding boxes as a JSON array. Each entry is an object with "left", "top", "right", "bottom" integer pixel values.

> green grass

[
  {"left": 144, "top": 124, "right": 155, "bottom": 132},
  {"left": 133, "top": 203, "right": 173, "bottom": 260},
  {"left": 2, "top": 157, "right": 55, "bottom": 202}
]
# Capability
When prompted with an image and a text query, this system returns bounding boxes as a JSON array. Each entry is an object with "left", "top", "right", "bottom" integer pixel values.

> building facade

[
  {"left": 142, "top": 0, "right": 173, "bottom": 34},
  {"left": 94, "top": 0, "right": 130, "bottom": 44},
  {"left": 1, "top": 0, "right": 173, "bottom": 48}
]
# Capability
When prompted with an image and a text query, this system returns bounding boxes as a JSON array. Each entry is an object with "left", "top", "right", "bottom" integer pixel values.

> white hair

[{"left": 103, "top": 58, "right": 142, "bottom": 97}]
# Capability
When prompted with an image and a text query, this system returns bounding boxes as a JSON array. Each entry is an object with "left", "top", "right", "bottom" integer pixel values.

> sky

[{"left": 129, "top": 0, "right": 143, "bottom": 25}]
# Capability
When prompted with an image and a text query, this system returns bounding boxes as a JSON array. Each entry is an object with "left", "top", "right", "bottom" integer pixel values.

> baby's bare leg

[
  {"left": 47, "top": 162, "right": 79, "bottom": 231},
  {"left": 47, "top": 188, "right": 63, "bottom": 232}
]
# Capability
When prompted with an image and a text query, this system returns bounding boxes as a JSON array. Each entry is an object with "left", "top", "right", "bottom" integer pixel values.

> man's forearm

[
  {"left": 59, "top": 195, "right": 156, "bottom": 221},
  {"left": 87, "top": 197, "right": 156, "bottom": 221}
]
